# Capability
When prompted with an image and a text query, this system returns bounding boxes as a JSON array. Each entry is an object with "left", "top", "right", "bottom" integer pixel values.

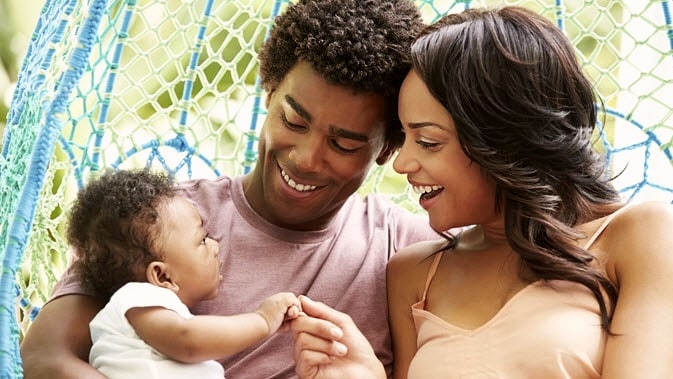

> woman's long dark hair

[{"left": 412, "top": 6, "right": 622, "bottom": 331}]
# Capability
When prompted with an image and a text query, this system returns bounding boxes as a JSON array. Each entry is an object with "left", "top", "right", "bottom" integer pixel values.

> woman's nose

[{"left": 393, "top": 141, "right": 417, "bottom": 174}]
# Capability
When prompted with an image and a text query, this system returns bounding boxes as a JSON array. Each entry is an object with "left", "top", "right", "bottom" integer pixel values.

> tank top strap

[
  {"left": 420, "top": 252, "right": 444, "bottom": 301},
  {"left": 583, "top": 206, "right": 629, "bottom": 250}
]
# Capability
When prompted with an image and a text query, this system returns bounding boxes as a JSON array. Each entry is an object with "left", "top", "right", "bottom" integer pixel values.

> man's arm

[{"left": 21, "top": 294, "right": 106, "bottom": 379}]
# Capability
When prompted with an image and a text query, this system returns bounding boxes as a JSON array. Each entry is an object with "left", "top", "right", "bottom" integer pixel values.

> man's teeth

[
  {"left": 281, "top": 169, "right": 317, "bottom": 192},
  {"left": 412, "top": 185, "right": 444, "bottom": 195}
]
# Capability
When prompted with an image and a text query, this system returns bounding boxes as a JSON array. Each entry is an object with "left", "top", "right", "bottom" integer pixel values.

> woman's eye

[{"left": 417, "top": 140, "right": 440, "bottom": 149}]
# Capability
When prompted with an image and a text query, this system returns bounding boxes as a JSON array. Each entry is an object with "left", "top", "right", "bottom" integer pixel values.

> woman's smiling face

[{"left": 393, "top": 70, "right": 499, "bottom": 232}]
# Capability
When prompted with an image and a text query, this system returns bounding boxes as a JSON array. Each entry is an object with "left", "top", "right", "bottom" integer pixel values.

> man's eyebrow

[
  {"left": 285, "top": 94, "right": 369, "bottom": 142},
  {"left": 329, "top": 126, "right": 369, "bottom": 142},
  {"left": 285, "top": 95, "right": 312, "bottom": 123}
]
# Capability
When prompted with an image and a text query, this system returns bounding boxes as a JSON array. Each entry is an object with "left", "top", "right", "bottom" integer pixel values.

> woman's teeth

[{"left": 412, "top": 185, "right": 444, "bottom": 195}]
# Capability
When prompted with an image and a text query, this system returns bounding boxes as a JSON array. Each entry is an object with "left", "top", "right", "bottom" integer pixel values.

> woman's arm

[
  {"left": 20, "top": 294, "right": 106, "bottom": 379},
  {"left": 601, "top": 202, "right": 673, "bottom": 378},
  {"left": 387, "top": 242, "right": 434, "bottom": 379},
  {"left": 126, "top": 291, "right": 300, "bottom": 363}
]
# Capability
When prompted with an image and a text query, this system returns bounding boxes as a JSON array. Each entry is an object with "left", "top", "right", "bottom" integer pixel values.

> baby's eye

[{"left": 201, "top": 234, "right": 209, "bottom": 245}]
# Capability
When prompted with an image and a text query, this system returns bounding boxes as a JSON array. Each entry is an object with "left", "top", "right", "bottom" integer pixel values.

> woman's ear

[{"left": 146, "top": 261, "right": 179, "bottom": 292}]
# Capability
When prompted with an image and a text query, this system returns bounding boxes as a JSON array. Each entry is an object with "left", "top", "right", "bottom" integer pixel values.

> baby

[{"left": 67, "top": 169, "right": 300, "bottom": 378}]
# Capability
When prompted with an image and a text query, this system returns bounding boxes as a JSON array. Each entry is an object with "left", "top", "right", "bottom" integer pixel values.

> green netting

[{"left": 1, "top": 0, "right": 672, "bottom": 377}]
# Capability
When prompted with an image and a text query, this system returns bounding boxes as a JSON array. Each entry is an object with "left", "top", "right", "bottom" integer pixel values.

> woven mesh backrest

[{"left": 1, "top": 0, "right": 672, "bottom": 377}]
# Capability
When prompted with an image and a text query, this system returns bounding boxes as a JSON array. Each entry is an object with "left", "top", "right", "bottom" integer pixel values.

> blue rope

[
  {"left": 0, "top": 0, "right": 78, "bottom": 372},
  {"left": 178, "top": 0, "right": 215, "bottom": 131},
  {"left": 0, "top": 0, "right": 109, "bottom": 377},
  {"left": 90, "top": 0, "right": 217, "bottom": 180},
  {"left": 110, "top": 136, "right": 220, "bottom": 178},
  {"left": 555, "top": 0, "right": 565, "bottom": 31},
  {"left": 600, "top": 106, "right": 673, "bottom": 201},
  {"left": 602, "top": 107, "right": 672, "bottom": 160},
  {"left": 90, "top": 0, "right": 137, "bottom": 179},
  {"left": 662, "top": 1, "right": 673, "bottom": 53},
  {"left": 2, "top": 0, "right": 66, "bottom": 159},
  {"left": 4, "top": 2, "right": 673, "bottom": 378},
  {"left": 243, "top": 0, "right": 287, "bottom": 174}
]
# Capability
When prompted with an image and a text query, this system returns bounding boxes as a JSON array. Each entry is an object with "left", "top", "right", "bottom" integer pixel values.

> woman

[{"left": 291, "top": 6, "right": 673, "bottom": 379}]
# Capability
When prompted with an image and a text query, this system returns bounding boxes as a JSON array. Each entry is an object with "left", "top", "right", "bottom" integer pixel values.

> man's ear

[
  {"left": 265, "top": 88, "right": 276, "bottom": 109},
  {"left": 146, "top": 262, "right": 179, "bottom": 292},
  {"left": 375, "top": 142, "right": 396, "bottom": 165}
]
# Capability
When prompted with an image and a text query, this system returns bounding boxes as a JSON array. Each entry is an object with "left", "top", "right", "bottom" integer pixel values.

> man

[{"left": 20, "top": 0, "right": 435, "bottom": 378}]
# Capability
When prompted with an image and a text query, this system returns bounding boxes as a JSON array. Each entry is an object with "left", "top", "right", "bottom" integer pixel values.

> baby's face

[{"left": 156, "top": 196, "right": 222, "bottom": 306}]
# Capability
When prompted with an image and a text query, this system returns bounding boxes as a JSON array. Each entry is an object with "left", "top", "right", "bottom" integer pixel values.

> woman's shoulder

[
  {"left": 387, "top": 238, "right": 448, "bottom": 303},
  {"left": 588, "top": 201, "right": 673, "bottom": 243},
  {"left": 601, "top": 201, "right": 673, "bottom": 277},
  {"left": 389, "top": 238, "right": 448, "bottom": 272},
  {"left": 608, "top": 201, "right": 673, "bottom": 237}
]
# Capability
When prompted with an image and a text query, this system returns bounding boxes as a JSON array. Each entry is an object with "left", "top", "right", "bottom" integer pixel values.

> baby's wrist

[{"left": 253, "top": 310, "right": 272, "bottom": 335}]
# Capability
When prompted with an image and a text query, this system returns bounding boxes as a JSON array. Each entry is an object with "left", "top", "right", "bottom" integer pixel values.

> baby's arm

[{"left": 126, "top": 292, "right": 300, "bottom": 363}]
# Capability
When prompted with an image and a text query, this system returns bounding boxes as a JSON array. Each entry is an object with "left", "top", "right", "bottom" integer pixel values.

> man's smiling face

[{"left": 244, "top": 62, "right": 389, "bottom": 231}]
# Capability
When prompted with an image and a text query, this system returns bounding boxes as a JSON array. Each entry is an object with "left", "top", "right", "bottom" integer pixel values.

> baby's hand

[{"left": 256, "top": 292, "right": 302, "bottom": 334}]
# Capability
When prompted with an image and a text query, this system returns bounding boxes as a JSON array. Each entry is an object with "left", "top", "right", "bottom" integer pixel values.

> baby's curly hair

[
  {"left": 68, "top": 169, "right": 177, "bottom": 302},
  {"left": 258, "top": 0, "right": 424, "bottom": 148}
]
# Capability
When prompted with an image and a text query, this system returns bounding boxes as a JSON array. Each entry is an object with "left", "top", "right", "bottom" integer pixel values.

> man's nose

[{"left": 289, "top": 136, "right": 324, "bottom": 173}]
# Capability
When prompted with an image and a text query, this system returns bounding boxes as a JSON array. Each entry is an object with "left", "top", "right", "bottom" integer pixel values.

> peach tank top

[{"left": 407, "top": 211, "right": 623, "bottom": 378}]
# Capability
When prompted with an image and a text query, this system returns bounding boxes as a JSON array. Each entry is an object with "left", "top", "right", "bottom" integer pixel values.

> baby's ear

[{"left": 146, "top": 261, "right": 179, "bottom": 292}]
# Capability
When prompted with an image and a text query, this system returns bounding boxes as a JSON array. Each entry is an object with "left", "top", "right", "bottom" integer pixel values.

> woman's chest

[{"left": 410, "top": 280, "right": 606, "bottom": 378}]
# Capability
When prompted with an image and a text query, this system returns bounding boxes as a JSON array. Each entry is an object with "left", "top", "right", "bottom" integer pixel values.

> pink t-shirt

[{"left": 51, "top": 174, "right": 437, "bottom": 379}]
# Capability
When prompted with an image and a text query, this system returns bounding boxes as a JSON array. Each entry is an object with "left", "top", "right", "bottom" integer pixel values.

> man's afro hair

[{"left": 258, "top": 0, "right": 424, "bottom": 97}]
